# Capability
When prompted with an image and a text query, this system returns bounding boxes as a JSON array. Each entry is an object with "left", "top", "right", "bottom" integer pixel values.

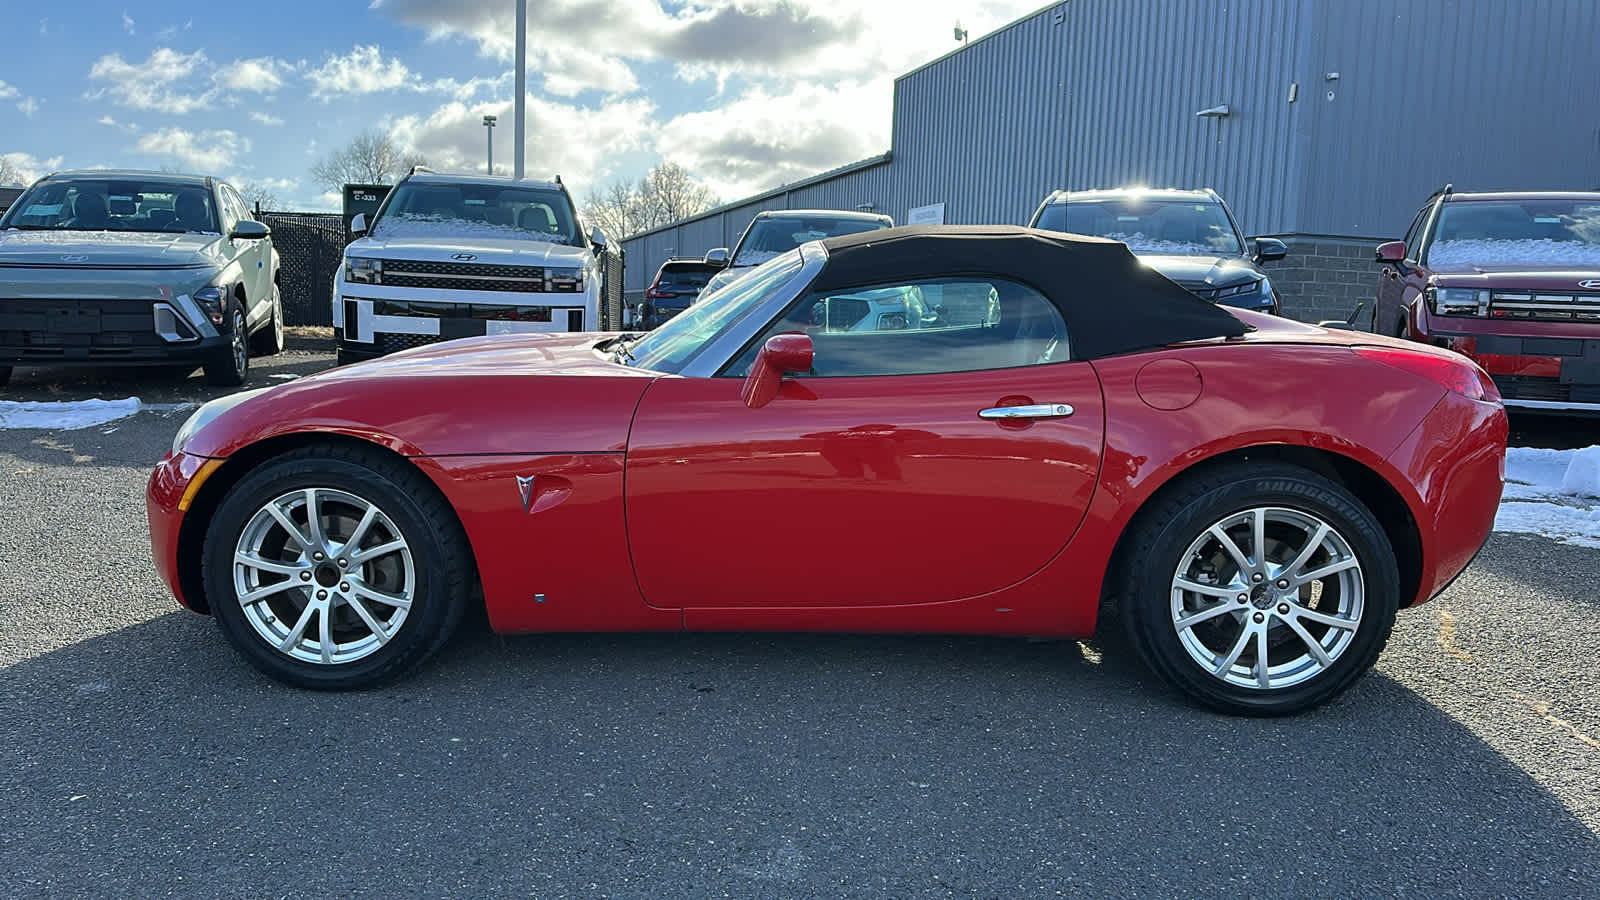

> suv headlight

[
  {"left": 1429, "top": 287, "right": 1488, "bottom": 316},
  {"left": 171, "top": 388, "right": 268, "bottom": 455},
  {"left": 1214, "top": 278, "right": 1272, "bottom": 304},
  {"left": 346, "top": 257, "right": 382, "bottom": 284},
  {"left": 546, "top": 267, "right": 583, "bottom": 291},
  {"left": 193, "top": 286, "right": 226, "bottom": 325}
]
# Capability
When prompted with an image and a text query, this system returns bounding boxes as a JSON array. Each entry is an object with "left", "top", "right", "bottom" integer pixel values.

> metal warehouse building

[{"left": 622, "top": 0, "right": 1600, "bottom": 322}]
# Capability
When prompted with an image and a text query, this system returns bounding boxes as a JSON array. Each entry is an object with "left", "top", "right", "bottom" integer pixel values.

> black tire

[
  {"left": 204, "top": 300, "right": 250, "bottom": 386},
  {"left": 0, "top": 366, "right": 11, "bottom": 388},
  {"left": 201, "top": 444, "right": 472, "bottom": 689},
  {"left": 1116, "top": 462, "right": 1399, "bottom": 716},
  {"left": 249, "top": 284, "right": 286, "bottom": 357}
]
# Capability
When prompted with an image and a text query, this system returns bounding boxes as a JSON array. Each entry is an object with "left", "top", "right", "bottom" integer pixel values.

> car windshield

[
  {"left": 628, "top": 251, "right": 807, "bottom": 374},
  {"left": 1035, "top": 198, "right": 1243, "bottom": 256},
  {"left": 1427, "top": 199, "right": 1600, "bottom": 267},
  {"left": 372, "top": 183, "right": 582, "bottom": 246},
  {"left": 731, "top": 215, "right": 888, "bottom": 266},
  {"left": 0, "top": 178, "right": 218, "bottom": 234}
]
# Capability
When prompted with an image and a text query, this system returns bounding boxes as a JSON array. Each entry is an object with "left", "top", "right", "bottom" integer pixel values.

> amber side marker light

[
  {"left": 1352, "top": 346, "right": 1500, "bottom": 403},
  {"left": 178, "top": 459, "right": 225, "bottom": 512}
]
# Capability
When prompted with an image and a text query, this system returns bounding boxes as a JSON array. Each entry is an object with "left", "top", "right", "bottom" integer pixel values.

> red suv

[{"left": 1374, "top": 187, "right": 1600, "bottom": 413}]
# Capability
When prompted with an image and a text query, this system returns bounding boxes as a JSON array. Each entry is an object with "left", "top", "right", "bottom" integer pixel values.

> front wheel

[
  {"left": 250, "top": 284, "right": 286, "bottom": 356},
  {"left": 1117, "top": 463, "right": 1399, "bottom": 716},
  {"left": 201, "top": 446, "right": 472, "bottom": 689},
  {"left": 204, "top": 301, "right": 250, "bottom": 386}
]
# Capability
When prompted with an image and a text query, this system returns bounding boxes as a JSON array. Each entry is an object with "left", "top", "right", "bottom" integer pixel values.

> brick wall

[{"left": 1262, "top": 235, "right": 1392, "bottom": 326}]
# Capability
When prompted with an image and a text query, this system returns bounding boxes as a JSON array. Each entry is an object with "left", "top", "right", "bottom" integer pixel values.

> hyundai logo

[
  {"left": 452, "top": 253, "right": 478, "bottom": 261},
  {"left": 60, "top": 255, "right": 88, "bottom": 263},
  {"left": 1580, "top": 279, "right": 1600, "bottom": 290}
]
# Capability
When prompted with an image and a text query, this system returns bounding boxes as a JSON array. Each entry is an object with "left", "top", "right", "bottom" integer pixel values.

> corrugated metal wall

[{"left": 623, "top": 0, "right": 1600, "bottom": 287}]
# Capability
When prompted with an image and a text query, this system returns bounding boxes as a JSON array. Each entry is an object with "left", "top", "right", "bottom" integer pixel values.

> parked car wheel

[
  {"left": 250, "top": 284, "right": 286, "bottom": 357},
  {"left": 201, "top": 445, "right": 472, "bottom": 689},
  {"left": 1118, "top": 462, "right": 1399, "bottom": 716},
  {"left": 204, "top": 301, "right": 250, "bottom": 386}
]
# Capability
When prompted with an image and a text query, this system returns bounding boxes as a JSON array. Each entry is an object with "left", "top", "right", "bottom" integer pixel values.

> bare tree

[
  {"left": 310, "top": 132, "right": 427, "bottom": 193},
  {"left": 581, "top": 162, "right": 719, "bottom": 241},
  {"left": 0, "top": 155, "right": 24, "bottom": 186},
  {"left": 238, "top": 181, "right": 282, "bottom": 212}
]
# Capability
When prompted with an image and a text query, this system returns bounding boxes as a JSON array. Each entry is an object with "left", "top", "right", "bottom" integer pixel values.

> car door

[
  {"left": 221, "top": 186, "right": 267, "bottom": 321},
  {"left": 1378, "top": 203, "right": 1433, "bottom": 337},
  {"left": 624, "top": 276, "right": 1105, "bottom": 610}
]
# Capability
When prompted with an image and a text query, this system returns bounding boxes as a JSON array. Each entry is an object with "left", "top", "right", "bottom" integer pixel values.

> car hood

[
  {"left": 1137, "top": 254, "right": 1262, "bottom": 287},
  {"left": 186, "top": 333, "right": 655, "bottom": 458},
  {"left": 349, "top": 233, "right": 591, "bottom": 266},
  {"left": 1430, "top": 263, "right": 1600, "bottom": 290},
  {"left": 0, "top": 229, "right": 222, "bottom": 269}
]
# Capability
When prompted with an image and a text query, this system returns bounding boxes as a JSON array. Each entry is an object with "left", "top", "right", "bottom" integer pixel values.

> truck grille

[
  {"left": 380, "top": 260, "right": 545, "bottom": 293},
  {"left": 0, "top": 299, "right": 168, "bottom": 359},
  {"left": 376, "top": 332, "right": 444, "bottom": 355},
  {"left": 1490, "top": 291, "right": 1600, "bottom": 322}
]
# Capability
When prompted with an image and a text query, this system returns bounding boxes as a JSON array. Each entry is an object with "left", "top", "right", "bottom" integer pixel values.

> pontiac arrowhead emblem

[{"left": 516, "top": 475, "right": 536, "bottom": 513}]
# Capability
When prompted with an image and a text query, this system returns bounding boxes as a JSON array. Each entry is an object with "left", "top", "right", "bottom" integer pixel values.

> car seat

[
  {"left": 72, "top": 192, "right": 109, "bottom": 228},
  {"left": 173, "top": 190, "right": 210, "bottom": 232}
]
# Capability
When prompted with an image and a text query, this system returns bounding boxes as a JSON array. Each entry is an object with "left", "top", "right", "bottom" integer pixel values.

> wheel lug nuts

[
  {"left": 1278, "top": 603, "right": 1290, "bottom": 614},
  {"left": 1236, "top": 593, "right": 1248, "bottom": 604},
  {"left": 1253, "top": 612, "right": 1265, "bottom": 623},
  {"left": 313, "top": 552, "right": 325, "bottom": 561},
  {"left": 1251, "top": 572, "right": 1264, "bottom": 582},
  {"left": 340, "top": 582, "right": 350, "bottom": 591},
  {"left": 299, "top": 571, "right": 312, "bottom": 581},
  {"left": 316, "top": 590, "right": 327, "bottom": 600},
  {"left": 337, "top": 558, "right": 347, "bottom": 567},
  {"left": 1276, "top": 578, "right": 1290, "bottom": 589}
]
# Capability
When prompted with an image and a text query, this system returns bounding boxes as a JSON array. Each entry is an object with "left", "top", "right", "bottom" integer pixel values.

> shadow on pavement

[{"left": 1, "top": 615, "right": 1595, "bottom": 897}]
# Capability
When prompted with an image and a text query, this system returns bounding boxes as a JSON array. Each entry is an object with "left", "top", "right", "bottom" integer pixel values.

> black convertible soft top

[{"left": 813, "top": 225, "right": 1250, "bottom": 358}]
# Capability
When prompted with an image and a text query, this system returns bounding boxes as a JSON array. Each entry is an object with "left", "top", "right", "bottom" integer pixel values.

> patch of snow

[
  {"left": 1106, "top": 232, "right": 1223, "bottom": 256},
  {"left": 371, "top": 214, "right": 577, "bottom": 246},
  {"left": 1429, "top": 239, "right": 1600, "bottom": 268},
  {"left": 1496, "top": 446, "right": 1600, "bottom": 547},
  {"left": 733, "top": 249, "right": 785, "bottom": 266},
  {"left": 270, "top": 373, "right": 299, "bottom": 380},
  {"left": 0, "top": 397, "right": 143, "bottom": 430}
]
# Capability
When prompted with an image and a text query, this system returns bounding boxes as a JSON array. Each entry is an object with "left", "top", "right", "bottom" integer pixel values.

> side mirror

[
  {"left": 590, "top": 225, "right": 608, "bottom": 254},
  {"left": 740, "top": 333, "right": 813, "bottom": 409},
  {"left": 231, "top": 220, "right": 270, "bottom": 240},
  {"left": 1374, "top": 240, "right": 1406, "bottom": 263},
  {"left": 1253, "top": 237, "right": 1288, "bottom": 262},
  {"left": 350, "top": 213, "right": 368, "bottom": 236},
  {"left": 704, "top": 247, "right": 730, "bottom": 268}
]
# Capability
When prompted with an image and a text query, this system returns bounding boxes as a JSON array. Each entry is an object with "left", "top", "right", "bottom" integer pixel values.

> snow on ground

[
  {"left": 1497, "top": 446, "right": 1600, "bottom": 548},
  {"left": 0, "top": 398, "right": 193, "bottom": 430}
]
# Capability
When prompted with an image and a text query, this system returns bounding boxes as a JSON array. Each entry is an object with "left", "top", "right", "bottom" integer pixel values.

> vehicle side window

[
  {"left": 727, "top": 278, "right": 1069, "bottom": 377},
  {"left": 217, "top": 189, "right": 241, "bottom": 233},
  {"left": 227, "top": 187, "right": 254, "bottom": 222},
  {"left": 1403, "top": 203, "right": 1433, "bottom": 262}
]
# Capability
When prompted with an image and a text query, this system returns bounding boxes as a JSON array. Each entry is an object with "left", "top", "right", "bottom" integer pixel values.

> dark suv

[
  {"left": 635, "top": 257, "right": 719, "bottom": 329},
  {"left": 1029, "top": 188, "right": 1287, "bottom": 313},
  {"left": 1373, "top": 187, "right": 1600, "bottom": 413}
]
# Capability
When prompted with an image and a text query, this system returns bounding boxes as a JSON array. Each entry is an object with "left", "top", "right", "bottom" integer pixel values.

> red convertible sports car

[{"left": 147, "top": 227, "right": 1507, "bottom": 715}]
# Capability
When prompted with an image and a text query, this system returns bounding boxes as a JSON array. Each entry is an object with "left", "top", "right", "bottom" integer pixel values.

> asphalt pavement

[{"left": 1, "top": 341, "right": 1597, "bottom": 898}]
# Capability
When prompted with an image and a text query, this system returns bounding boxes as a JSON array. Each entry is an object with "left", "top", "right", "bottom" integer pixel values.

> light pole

[
  {"left": 483, "top": 114, "right": 497, "bottom": 174},
  {"left": 514, "top": 0, "right": 526, "bottom": 179}
]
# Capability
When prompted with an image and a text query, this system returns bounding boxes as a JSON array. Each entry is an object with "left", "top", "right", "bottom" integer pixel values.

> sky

[{"left": 1, "top": 0, "right": 1043, "bottom": 212}]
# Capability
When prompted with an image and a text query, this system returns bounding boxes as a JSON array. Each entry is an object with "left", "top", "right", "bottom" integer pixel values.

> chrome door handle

[{"left": 979, "top": 403, "right": 1074, "bottom": 420}]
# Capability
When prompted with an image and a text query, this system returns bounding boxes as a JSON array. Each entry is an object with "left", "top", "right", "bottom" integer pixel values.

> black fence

[
  {"left": 259, "top": 209, "right": 627, "bottom": 330},
  {"left": 260, "top": 211, "right": 344, "bottom": 326}
]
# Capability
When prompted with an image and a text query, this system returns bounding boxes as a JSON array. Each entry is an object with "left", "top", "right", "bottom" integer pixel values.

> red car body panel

[{"left": 147, "top": 315, "right": 1507, "bottom": 637}]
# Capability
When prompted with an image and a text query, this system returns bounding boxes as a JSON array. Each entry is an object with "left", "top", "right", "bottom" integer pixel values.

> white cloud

[
  {"left": 96, "top": 115, "right": 138, "bottom": 132},
  {"left": 249, "top": 111, "right": 285, "bottom": 126},
  {"left": 1, "top": 152, "right": 65, "bottom": 185},
  {"left": 87, "top": 48, "right": 215, "bottom": 114},
  {"left": 307, "top": 45, "right": 416, "bottom": 100},
  {"left": 122, "top": 11, "right": 135, "bottom": 35},
  {"left": 658, "top": 79, "right": 890, "bottom": 199},
  {"left": 0, "top": 81, "right": 17, "bottom": 100},
  {"left": 215, "top": 57, "right": 293, "bottom": 94},
  {"left": 17, "top": 98, "right": 40, "bottom": 117},
  {"left": 386, "top": 94, "right": 655, "bottom": 195},
  {"left": 135, "top": 128, "right": 249, "bottom": 172}
]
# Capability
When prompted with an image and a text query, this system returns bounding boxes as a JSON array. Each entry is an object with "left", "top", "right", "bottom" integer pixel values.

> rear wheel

[
  {"left": 204, "top": 301, "right": 250, "bottom": 386},
  {"left": 201, "top": 445, "right": 472, "bottom": 689},
  {"left": 250, "top": 283, "right": 286, "bottom": 356},
  {"left": 1117, "top": 462, "right": 1399, "bottom": 716}
]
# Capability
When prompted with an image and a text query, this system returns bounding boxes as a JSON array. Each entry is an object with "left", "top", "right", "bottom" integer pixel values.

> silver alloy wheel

[
  {"left": 271, "top": 285, "right": 285, "bottom": 348},
  {"left": 231, "top": 308, "right": 248, "bottom": 375},
  {"left": 1169, "top": 506, "right": 1364, "bottom": 690},
  {"left": 232, "top": 487, "right": 416, "bottom": 665}
]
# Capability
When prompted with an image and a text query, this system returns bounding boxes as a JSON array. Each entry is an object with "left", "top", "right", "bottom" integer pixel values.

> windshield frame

[
  {"left": 0, "top": 177, "right": 220, "bottom": 235},
  {"left": 1036, "top": 197, "right": 1246, "bottom": 257},
  {"left": 623, "top": 245, "right": 823, "bottom": 376}
]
